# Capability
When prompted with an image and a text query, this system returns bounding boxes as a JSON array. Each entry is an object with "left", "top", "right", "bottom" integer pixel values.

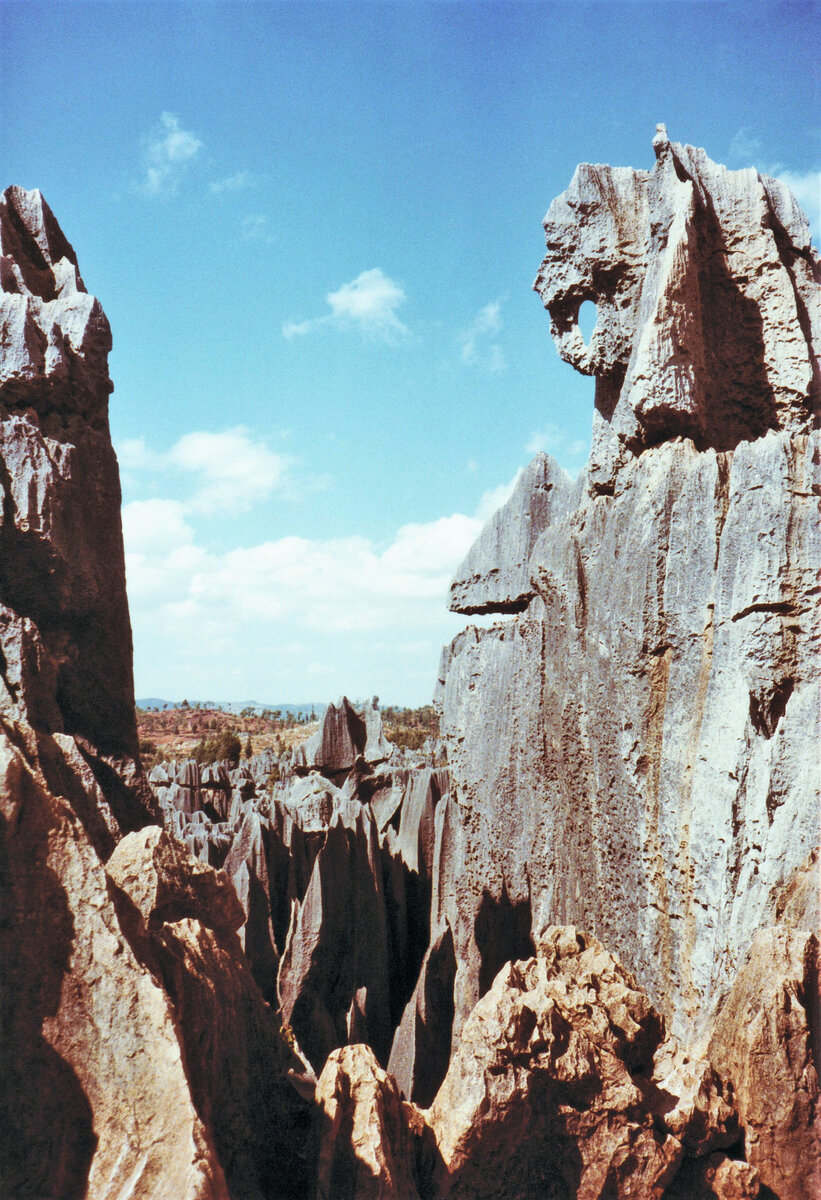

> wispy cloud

[
  {"left": 209, "top": 170, "right": 255, "bottom": 195},
  {"left": 728, "top": 127, "right": 763, "bottom": 165},
  {"left": 283, "top": 268, "right": 409, "bottom": 343},
  {"left": 526, "top": 422, "right": 588, "bottom": 470},
  {"left": 240, "top": 214, "right": 275, "bottom": 244},
  {"left": 460, "top": 299, "right": 506, "bottom": 373},
  {"left": 140, "top": 112, "right": 202, "bottom": 196}
]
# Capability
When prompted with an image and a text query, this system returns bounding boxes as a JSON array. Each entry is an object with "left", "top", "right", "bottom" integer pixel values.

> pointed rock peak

[{"left": 652, "top": 122, "right": 671, "bottom": 157}]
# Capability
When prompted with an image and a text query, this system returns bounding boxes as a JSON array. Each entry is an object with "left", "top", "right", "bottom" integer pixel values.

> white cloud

[
  {"left": 210, "top": 170, "right": 255, "bottom": 195},
  {"left": 122, "top": 498, "right": 193, "bottom": 556},
  {"left": 123, "top": 506, "right": 486, "bottom": 699},
  {"left": 728, "top": 127, "right": 763, "bottom": 165},
  {"left": 141, "top": 112, "right": 202, "bottom": 196},
  {"left": 283, "top": 268, "right": 409, "bottom": 343},
  {"left": 121, "top": 449, "right": 533, "bottom": 702},
  {"left": 460, "top": 299, "right": 506, "bottom": 373},
  {"left": 115, "top": 425, "right": 296, "bottom": 516},
  {"left": 168, "top": 427, "right": 292, "bottom": 514}
]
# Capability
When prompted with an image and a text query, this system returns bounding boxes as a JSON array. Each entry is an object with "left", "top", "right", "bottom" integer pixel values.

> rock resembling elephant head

[
  {"left": 534, "top": 127, "right": 820, "bottom": 462},
  {"left": 533, "top": 162, "right": 649, "bottom": 382}
]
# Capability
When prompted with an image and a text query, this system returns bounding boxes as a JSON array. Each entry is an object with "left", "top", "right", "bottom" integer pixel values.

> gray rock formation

[
  {"left": 449, "top": 453, "right": 580, "bottom": 613},
  {"left": 293, "top": 696, "right": 389, "bottom": 777},
  {"left": 533, "top": 125, "right": 820, "bottom": 491},
  {"left": 441, "top": 133, "right": 820, "bottom": 1056},
  {"left": 0, "top": 187, "right": 147, "bottom": 774}
]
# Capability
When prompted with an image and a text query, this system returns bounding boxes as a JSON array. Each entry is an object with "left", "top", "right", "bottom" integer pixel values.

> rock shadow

[
  {"left": 474, "top": 882, "right": 534, "bottom": 999},
  {"left": 0, "top": 774, "right": 97, "bottom": 1199}
]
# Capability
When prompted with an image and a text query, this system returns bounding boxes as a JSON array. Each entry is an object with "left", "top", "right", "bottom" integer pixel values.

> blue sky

[{"left": 5, "top": 1, "right": 819, "bottom": 703}]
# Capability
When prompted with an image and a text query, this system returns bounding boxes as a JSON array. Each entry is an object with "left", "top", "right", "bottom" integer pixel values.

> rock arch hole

[{"left": 578, "top": 299, "right": 598, "bottom": 346}]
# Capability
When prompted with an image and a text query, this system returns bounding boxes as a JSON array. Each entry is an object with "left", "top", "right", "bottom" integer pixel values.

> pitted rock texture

[
  {"left": 441, "top": 428, "right": 819, "bottom": 1048},
  {"left": 533, "top": 127, "right": 820, "bottom": 490},
  {"left": 707, "top": 927, "right": 821, "bottom": 1200},
  {"left": 314, "top": 928, "right": 748, "bottom": 1200},
  {"left": 435, "top": 137, "right": 819, "bottom": 1192},
  {"left": 425, "top": 926, "right": 687, "bottom": 1200}
]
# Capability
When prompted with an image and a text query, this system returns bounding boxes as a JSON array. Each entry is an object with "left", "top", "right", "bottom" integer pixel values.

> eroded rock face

[
  {"left": 426, "top": 927, "right": 684, "bottom": 1200},
  {"left": 442, "top": 138, "right": 820, "bottom": 1051},
  {"left": 0, "top": 737, "right": 230, "bottom": 1200},
  {"left": 293, "top": 697, "right": 389, "bottom": 777},
  {"left": 0, "top": 186, "right": 144, "bottom": 767},
  {"left": 707, "top": 927, "right": 821, "bottom": 1200},
  {"left": 107, "top": 825, "right": 245, "bottom": 936},
  {"left": 533, "top": 127, "right": 820, "bottom": 488},
  {"left": 433, "top": 136, "right": 819, "bottom": 1190},
  {"left": 448, "top": 454, "right": 580, "bottom": 614},
  {"left": 314, "top": 1044, "right": 421, "bottom": 1200},
  {"left": 307, "top": 928, "right": 753, "bottom": 1200},
  {"left": 0, "top": 189, "right": 311, "bottom": 1200}
]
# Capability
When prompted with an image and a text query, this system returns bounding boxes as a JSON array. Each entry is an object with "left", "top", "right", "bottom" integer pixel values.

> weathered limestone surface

[
  {"left": 316, "top": 928, "right": 748, "bottom": 1200},
  {"left": 707, "top": 927, "right": 821, "bottom": 1200},
  {"left": 293, "top": 697, "right": 389, "bottom": 776},
  {"left": 441, "top": 134, "right": 820, "bottom": 1056},
  {"left": 0, "top": 188, "right": 311, "bottom": 1200},
  {"left": 533, "top": 125, "right": 819, "bottom": 489},
  {"left": 314, "top": 1044, "right": 421, "bottom": 1200},
  {"left": 448, "top": 453, "right": 580, "bottom": 613},
  {"left": 425, "top": 927, "right": 689, "bottom": 1200},
  {"left": 442, "top": 429, "right": 820, "bottom": 1046},
  {"left": 387, "top": 922, "right": 456, "bottom": 1107},
  {"left": 0, "top": 738, "right": 230, "bottom": 1200},
  {"left": 109, "top": 827, "right": 314, "bottom": 1200},
  {"left": 0, "top": 186, "right": 147, "bottom": 770}
]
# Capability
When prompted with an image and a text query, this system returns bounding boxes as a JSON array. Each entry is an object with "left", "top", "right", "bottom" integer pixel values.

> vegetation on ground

[{"left": 137, "top": 700, "right": 439, "bottom": 765}]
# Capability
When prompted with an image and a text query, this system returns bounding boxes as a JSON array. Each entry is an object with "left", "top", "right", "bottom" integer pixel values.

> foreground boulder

[
  {"left": 426, "top": 927, "right": 685, "bottom": 1199},
  {"left": 707, "top": 927, "right": 821, "bottom": 1200},
  {"left": 314, "top": 1044, "right": 421, "bottom": 1200},
  {"left": 314, "top": 927, "right": 751, "bottom": 1200},
  {"left": 0, "top": 738, "right": 230, "bottom": 1200}
]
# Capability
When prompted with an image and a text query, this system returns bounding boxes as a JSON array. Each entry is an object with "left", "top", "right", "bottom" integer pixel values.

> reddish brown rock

[
  {"left": 106, "top": 824, "right": 245, "bottom": 936},
  {"left": 425, "top": 926, "right": 683, "bottom": 1199},
  {"left": 707, "top": 927, "right": 821, "bottom": 1200},
  {"left": 664, "top": 1153, "right": 760, "bottom": 1199},
  {"left": 0, "top": 735, "right": 229, "bottom": 1200},
  {"left": 314, "top": 1044, "right": 421, "bottom": 1200}
]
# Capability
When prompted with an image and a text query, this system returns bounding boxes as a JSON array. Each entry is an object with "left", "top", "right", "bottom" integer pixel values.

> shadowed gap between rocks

[
  {"left": 474, "top": 883, "right": 535, "bottom": 999},
  {"left": 0, "top": 805, "right": 98, "bottom": 1200}
]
